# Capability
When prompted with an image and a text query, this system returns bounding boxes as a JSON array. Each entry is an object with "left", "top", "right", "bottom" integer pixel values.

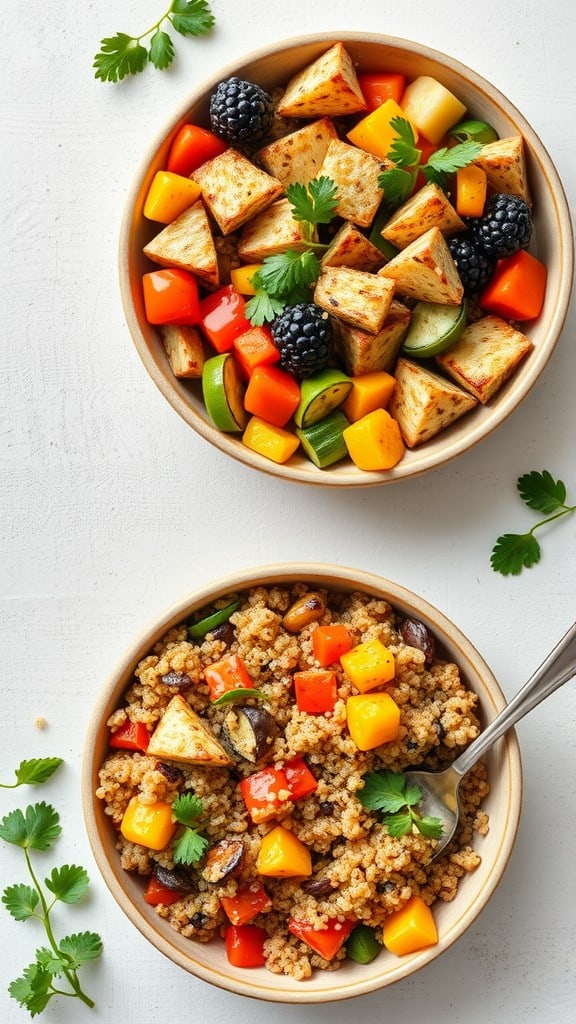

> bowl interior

[
  {"left": 82, "top": 563, "right": 522, "bottom": 1001},
  {"left": 120, "top": 32, "right": 573, "bottom": 487}
]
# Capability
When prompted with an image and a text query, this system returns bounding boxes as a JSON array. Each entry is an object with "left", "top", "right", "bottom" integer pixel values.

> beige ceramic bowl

[
  {"left": 82, "top": 563, "right": 522, "bottom": 1001},
  {"left": 120, "top": 33, "right": 572, "bottom": 487}
]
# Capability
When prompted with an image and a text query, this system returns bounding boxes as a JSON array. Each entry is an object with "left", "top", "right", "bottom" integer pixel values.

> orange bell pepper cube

[
  {"left": 142, "top": 268, "right": 200, "bottom": 326},
  {"left": 199, "top": 285, "right": 252, "bottom": 353},
  {"left": 455, "top": 164, "right": 487, "bottom": 218},
  {"left": 256, "top": 825, "right": 312, "bottom": 877},
  {"left": 204, "top": 653, "right": 254, "bottom": 701},
  {"left": 480, "top": 249, "right": 547, "bottom": 321},
  {"left": 293, "top": 669, "right": 338, "bottom": 714},
  {"left": 109, "top": 720, "right": 150, "bottom": 753},
  {"left": 230, "top": 264, "right": 264, "bottom": 296},
  {"left": 120, "top": 797, "right": 177, "bottom": 850},
  {"left": 242, "top": 417, "right": 300, "bottom": 465},
  {"left": 382, "top": 894, "right": 438, "bottom": 956},
  {"left": 221, "top": 883, "right": 272, "bottom": 925},
  {"left": 346, "top": 693, "right": 401, "bottom": 750},
  {"left": 143, "top": 171, "right": 202, "bottom": 224},
  {"left": 288, "top": 917, "right": 356, "bottom": 959},
  {"left": 283, "top": 756, "right": 318, "bottom": 799},
  {"left": 340, "top": 637, "right": 396, "bottom": 692},
  {"left": 166, "top": 123, "right": 228, "bottom": 177},
  {"left": 312, "top": 624, "right": 353, "bottom": 666},
  {"left": 357, "top": 72, "right": 406, "bottom": 110},
  {"left": 143, "top": 876, "right": 183, "bottom": 907},
  {"left": 233, "top": 325, "right": 280, "bottom": 378},
  {"left": 225, "top": 924, "right": 267, "bottom": 967},
  {"left": 243, "top": 364, "right": 301, "bottom": 427}
]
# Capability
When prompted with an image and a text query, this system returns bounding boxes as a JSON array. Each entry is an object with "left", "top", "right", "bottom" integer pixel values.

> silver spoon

[{"left": 404, "top": 620, "right": 576, "bottom": 859}]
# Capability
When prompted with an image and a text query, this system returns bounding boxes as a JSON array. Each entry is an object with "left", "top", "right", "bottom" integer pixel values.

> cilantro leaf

[
  {"left": 173, "top": 828, "right": 209, "bottom": 865},
  {"left": 172, "top": 793, "right": 204, "bottom": 827},
  {"left": 2, "top": 883, "right": 40, "bottom": 921},
  {"left": 286, "top": 176, "right": 339, "bottom": 226},
  {"left": 93, "top": 34, "right": 148, "bottom": 83},
  {"left": 422, "top": 140, "right": 483, "bottom": 187},
  {"left": 358, "top": 770, "right": 407, "bottom": 813},
  {"left": 387, "top": 116, "right": 420, "bottom": 168},
  {"left": 45, "top": 865, "right": 90, "bottom": 905},
  {"left": 171, "top": 794, "right": 208, "bottom": 864},
  {"left": 384, "top": 811, "right": 413, "bottom": 837},
  {"left": 59, "top": 931, "right": 103, "bottom": 967},
  {"left": 9, "top": 963, "right": 53, "bottom": 1016},
  {"left": 0, "top": 802, "right": 61, "bottom": 851},
  {"left": 14, "top": 757, "right": 63, "bottom": 787},
  {"left": 418, "top": 816, "right": 445, "bottom": 840},
  {"left": 244, "top": 291, "right": 285, "bottom": 326},
  {"left": 517, "top": 470, "right": 567, "bottom": 514},
  {"left": 359, "top": 771, "right": 443, "bottom": 840},
  {"left": 490, "top": 532, "right": 541, "bottom": 576},
  {"left": 34, "top": 948, "right": 67, "bottom": 975},
  {"left": 377, "top": 167, "right": 415, "bottom": 206},
  {"left": 149, "top": 29, "right": 175, "bottom": 71},
  {"left": 170, "top": 0, "right": 216, "bottom": 37},
  {"left": 258, "top": 250, "right": 322, "bottom": 297}
]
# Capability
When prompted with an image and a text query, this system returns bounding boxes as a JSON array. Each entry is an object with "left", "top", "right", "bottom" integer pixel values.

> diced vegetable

[
  {"left": 232, "top": 325, "right": 280, "bottom": 377},
  {"left": 347, "top": 98, "right": 418, "bottom": 159},
  {"left": 401, "top": 76, "right": 467, "bottom": 144},
  {"left": 480, "top": 249, "right": 547, "bottom": 321},
  {"left": 225, "top": 924, "right": 267, "bottom": 967},
  {"left": 143, "top": 876, "right": 183, "bottom": 906},
  {"left": 346, "top": 693, "right": 401, "bottom": 750},
  {"left": 295, "top": 410, "right": 349, "bottom": 469},
  {"left": 143, "top": 170, "right": 202, "bottom": 224},
  {"left": 340, "top": 637, "right": 395, "bottom": 692},
  {"left": 166, "top": 123, "right": 228, "bottom": 177},
  {"left": 146, "top": 694, "right": 232, "bottom": 767},
  {"left": 240, "top": 765, "right": 290, "bottom": 821},
  {"left": 455, "top": 164, "right": 487, "bottom": 217},
  {"left": 222, "top": 706, "right": 278, "bottom": 763},
  {"left": 283, "top": 756, "right": 318, "bottom": 800},
  {"left": 382, "top": 894, "right": 438, "bottom": 955},
  {"left": 357, "top": 72, "right": 406, "bottom": 110},
  {"left": 205, "top": 653, "right": 254, "bottom": 701},
  {"left": 221, "top": 882, "right": 272, "bottom": 925},
  {"left": 244, "top": 364, "right": 301, "bottom": 427},
  {"left": 343, "top": 408, "right": 406, "bottom": 471},
  {"left": 120, "top": 797, "right": 176, "bottom": 850},
  {"left": 256, "top": 825, "right": 312, "bottom": 878},
  {"left": 230, "top": 263, "right": 264, "bottom": 296},
  {"left": 198, "top": 285, "right": 252, "bottom": 353},
  {"left": 312, "top": 623, "right": 352, "bottom": 666},
  {"left": 109, "top": 720, "right": 150, "bottom": 752},
  {"left": 293, "top": 669, "right": 338, "bottom": 713},
  {"left": 202, "top": 353, "right": 249, "bottom": 433},
  {"left": 242, "top": 417, "right": 300, "bottom": 464},
  {"left": 202, "top": 838, "right": 244, "bottom": 882},
  {"left": 288, "top": 916, "right": 355, "bottom": 959},
  {"left": 345, "top": 923, "right": 382, "bottom": 963},
  {"left": 142, "top": 268, "right": 200, "bottom": 326},
  {"left": 341, "top": 371, "right": 396, "bottom": 422}
]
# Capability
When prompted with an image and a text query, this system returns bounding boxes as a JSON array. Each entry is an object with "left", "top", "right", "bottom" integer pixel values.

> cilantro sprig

[
  {"left": 0, "top": 798, "right": 102, "bottom": 1014},
  {"left": 171, "top": 793, "right": 209, "bottom": 865},
  {"left": 358, "top": 770, "right": 444, "bottom": 840},
  {"left": 1, "top": 757, "right": 63, "bottom": 789},
  {"left": 245, "top": 176, "right": 339, "bottom": 325},
  {"left": 491, "top": 470, "right": 576, "bottom": 576},
  {"left": 378, "top": 116, "right": 483, "bottom": 207},
  {"left": 93, "top": 1, "right": 215, "bottom": 83}
]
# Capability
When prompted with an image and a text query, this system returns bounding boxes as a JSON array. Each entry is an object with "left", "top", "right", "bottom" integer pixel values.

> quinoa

[{"left": 96, "top": 584, "right": 489, "bottom": 978}]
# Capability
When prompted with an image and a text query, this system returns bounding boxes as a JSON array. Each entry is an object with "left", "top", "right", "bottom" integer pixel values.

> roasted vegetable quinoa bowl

[{"left": 83, "top": 566, "right": 522, "bottom": 1001}]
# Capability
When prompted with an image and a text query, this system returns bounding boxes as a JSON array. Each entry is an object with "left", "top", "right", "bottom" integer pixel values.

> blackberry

[
  {"left": 471, "top": 193, "right": 533, "bottom": 260},
  {"left": 209, "top": 77, "right": 274, "bottom": 146},
  {"left": 448, "top": 233, "right": 495, "bottom": 296},
  {"left": 272, "top": 304, "right": 333, "bottom": 380}
]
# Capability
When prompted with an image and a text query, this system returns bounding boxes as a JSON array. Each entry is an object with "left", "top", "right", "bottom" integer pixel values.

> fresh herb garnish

[
  {"left": 171, "top": 793, "right": 209, "bottom": 865},
  {"left": 378, "top": 116, "right": 483, "bottom": 206},
  {"left": 1, "top": 799, "right": 102, "bottom": 1014},
  {"left": 93, "top": 1, "right": 215, "bottom": 83},
  {"left": 1, "top": 757, "right": 63, "bottom": 789},
  {"left": 491, "top": 470, "right": 576, "bottom": 576},
  {"left": 358, "top": 770, "right": 444, "bottom": 839},
  {"left": 211, "top": 688, "right": 268, "bottom": 706},
  {"left": 245, "top": 176, "right": 339, "bottom": 325}
]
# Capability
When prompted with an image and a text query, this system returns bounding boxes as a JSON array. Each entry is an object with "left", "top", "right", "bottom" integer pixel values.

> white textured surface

[{"left": 1, "top": 1, "right": 575, "bottom": 1021}]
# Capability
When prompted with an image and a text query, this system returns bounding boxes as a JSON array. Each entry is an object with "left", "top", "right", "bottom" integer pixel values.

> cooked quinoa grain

[{"left": 97, "top": 584, "right": 488, "bottom": 978}]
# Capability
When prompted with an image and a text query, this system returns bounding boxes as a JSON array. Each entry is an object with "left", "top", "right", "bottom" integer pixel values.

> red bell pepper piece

[
  {"left": 283, "top": 756, "right": 318, "bottom": 800},
  {"left": 109, "top": 720, "right": 150, "bottom": 752},
  {"left": 143, "top": 876, "right": 182, "bottom": 906},
  {"left": 358, "top": 72, "right": 406, "bottom": 111},
  {"left": 240, "top": 765, "right": 289, "bottom": 821},
  {"left": 312, "top": 624, "right": 352, "bottom": 667},
  {"left": 293, "top": 670, "right": 338, "bottom": 714},
  {"left": 199, "top": 285, "right": 252, "bottom": 353},
  {"left": 225, "top": 924, "right": 267, "bottom": 967},
  {"left": 288, "top": 916, "right": 355, "bottom": 959},
  {"left": 204, "top": 653, "right": 254, "bottom": 701},
  {"left": 221, "top": 883, "right": 271, "bottom": 925},
  {"left": 166, "top": 123, "right": 228, "bottom": 177},
  {"left": 142, "top": 268, "right": 200, "bottom": 326}
]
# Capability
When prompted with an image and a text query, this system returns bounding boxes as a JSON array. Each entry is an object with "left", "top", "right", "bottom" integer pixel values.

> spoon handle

[{"left": 451, "top": 620, "right": 576, "bottom": 779}]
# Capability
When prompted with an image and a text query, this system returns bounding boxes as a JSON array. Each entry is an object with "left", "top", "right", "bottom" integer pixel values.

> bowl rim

[
  {"left": 82, "top": 562, "right": 523, "bottom": 1001},
  {"left": 118, "top": 31, "right": 574, "bottom": 488}
]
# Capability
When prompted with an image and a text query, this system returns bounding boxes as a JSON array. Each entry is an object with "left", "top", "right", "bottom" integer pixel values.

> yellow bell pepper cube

[
  {"left": 456, "top": 164, "right": 487, "bottom": 218},
  {"left": 242, "top": 416, "right": 300, "bottom": 465},
  {"left": 382, "top": 895, "right": 438, "bottom": 956},
  {"left": 143, "top": 171, "right": 202, "bottom": 224},
  {"left": 120, "top": 796, "right": 177, "bottom": 850},
  {"left": 340, "top": 638, "right": 395, "bottom": 693},
  {"left": 343, "top": 408, "right": 405, "bottom": 471},
  {"left": 341, "top": 371, "right": 396, "bottom": 423},
  {"left": 256, "top": 825, "right": 312, "bottom": 878},
  {"left": 230, "top": 264, "right": 264, "bottom": 296},
  {"left": 347, "top": 99, "right": 418, "bottom": 160},
  {"left": 401, "top": 76, "right": 466, "bottom": 145},
  {"left": 346, "top": 693, "right": 401, "bottom": 750}
]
